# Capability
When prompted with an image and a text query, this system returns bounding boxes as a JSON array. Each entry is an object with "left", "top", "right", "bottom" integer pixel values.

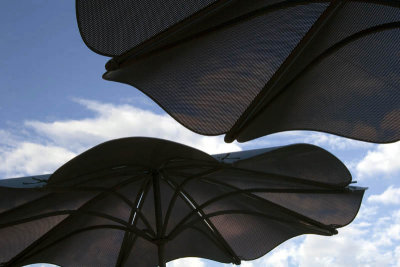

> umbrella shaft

[
  {"left": 158, "top": 243, "right": 166, "bottom": 267},
  {"left": 153, "top": 172, "right": 166, "bottom": 267}
]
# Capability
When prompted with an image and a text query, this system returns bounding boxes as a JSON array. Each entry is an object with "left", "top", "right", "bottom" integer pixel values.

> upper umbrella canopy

[
  {"left": 77, "top": 0, "right": 400, "bottom": 143},
  {"left": 0, "top": 137, "right": 365, "bottom": 266}
]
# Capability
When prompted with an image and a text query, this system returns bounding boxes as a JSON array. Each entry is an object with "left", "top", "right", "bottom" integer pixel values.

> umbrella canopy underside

[
  {"left": 77, "top": 0, "right": 400, "bottom": 143},
  {"left": 0, "top": 138, "right": 365, "bottom": 266}
]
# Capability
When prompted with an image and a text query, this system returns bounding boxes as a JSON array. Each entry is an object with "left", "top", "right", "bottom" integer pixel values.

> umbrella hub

[{"left": 152, "top": 237, "right": 170, "bottom": 245}]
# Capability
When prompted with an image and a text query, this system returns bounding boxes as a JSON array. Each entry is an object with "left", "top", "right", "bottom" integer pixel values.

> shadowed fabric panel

[
  {"left": 210, "top": 214, "right": 318, "bottom": 261},
  {"left": 237, "top": 1, "right": 400, "bottom": 143},
  {"left": 234, "top": 144, "right": 351, "bottom": 186},
  {"left": 0, "top": 216, "right": 67, "bottom": 263},
  {"left": 0, "top": 188, "right": 47, "bottom": 213},
  {"left": 240, "top": 30, "right": 400, "bottom": 142},
  {"left": 16, "top": 213, "right": 125, "bottom": 264},
  {"left": 0, "top": 190, "right": 96, "bottom": 263},
  {"left": 255, "top": 190, "right": 364, "bottom": 226},
  {"left": 76, "top": 0, "right": 218, "bottom": 56},
  {"left": 164, "top": 225, "right": 232, "bottom": 263},
  {"left": 104, "top": 3, "right": 327, "bottom": 134},
  {"left": 160, "top": 176, "right": 199, "bottom": 234},
  {"left": 124, "top": 237, "right": 158, "bottom": 267},
  {"left": 21, "top": 229, "right": 126, "bottom": 267},
  {"left": 0, "top": 191, "right": 97, "bottom": 225}
]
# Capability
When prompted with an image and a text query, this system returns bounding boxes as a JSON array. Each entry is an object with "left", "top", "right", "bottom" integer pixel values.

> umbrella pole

[
  {"left": 158, "top": 243, "right": 166, "bottom": 267},
  {"left": 153, "top": 171, "right": 166, "bottom": 267}
]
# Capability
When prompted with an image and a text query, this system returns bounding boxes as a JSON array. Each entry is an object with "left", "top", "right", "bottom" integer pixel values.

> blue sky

[{"left": 1, "top": 1, "right": 400, "bottom": 266}]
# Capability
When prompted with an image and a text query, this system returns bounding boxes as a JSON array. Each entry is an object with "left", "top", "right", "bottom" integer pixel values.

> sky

[{"left": 1, "top": 1, "right": 400, "bottom": 266}]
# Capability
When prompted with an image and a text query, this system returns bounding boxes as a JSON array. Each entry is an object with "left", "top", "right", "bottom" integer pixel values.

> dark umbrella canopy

[
  {"left": 0, "top": 137, "right": 365, "bottom": 266},
  {"left": 76, "top": 0, "right": 400, "bottom": 143}
]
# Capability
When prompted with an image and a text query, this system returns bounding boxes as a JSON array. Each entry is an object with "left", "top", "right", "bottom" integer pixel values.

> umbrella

[
  {"left": 76, "top": 0, "right": 400, "bottom": 143},
  {"left": 0, "top": 137, "right": 365, "bottom": 266}
]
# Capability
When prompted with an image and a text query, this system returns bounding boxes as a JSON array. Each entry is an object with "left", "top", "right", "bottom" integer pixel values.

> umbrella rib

[
  {"left": 200, "top": 177, "right": 342, "bottom": 231},
  {"left": 162, "top": 173, "right": 241, "bottom": 265},
  {"left": 168, "top": 183, "right": 339, "bottom": 239},
  {"left": 46, "top": 186, "right": 137, "bottom": 208},
  {"left": 161, "top": 167, "right": 222, "bottom": 237},
  {"left": 159, "top": 157, "right": 218, "bottom": 169},
  {"left": 269, "top": 21, "right": 400, "bottom": 94},
  {"left": 167, "top": 168, "right": 345, "bottom": 189},
  {"left": 152, "top": 172, "right": 167, "bottom": 267},
  {"left": 0, "top": 210, "right": 144, "bottom": 230},
  {"left": 224, "top": 166, "right": 349, "bottom": 188},
  {"left": 116, "top": 177, "right": 152, "bottom": 267},
  {"left": 174, "top": 209, "right": 336, "bottom": 239},
  {"left": 47, "top": 185, "right": 155, "bottom": 233},
  {"left": 162, "top": 163, "right": 218, "bottom": 171},
  {"left": 0, "top": 172, "right": 143, "bottom": 218},
  {"left": 4, "top": 225, "right": 150, "bottom": 266},
  {"left": 189, "top": 225, "right": 238, "bottom": 257},
  {"left": 109, "top": 0, "right": 231, "bottom": 60},
  {"left": 117, "top": 178, "right": 154, "bottom": 266},
  {"left": 0, "top": 212, "right": 154, "bottom": 243},
  {"left": 228, "top": 20, "right": 400, "bottom": 140},
  {"left": 0, "top": 193, "right": 52, "bottom": 218},
  {"left": 48, "top": 165, "right": 148, "bottom": 186},
  {"left": 5, "top": 175, "right": 145, "bottom": 266},
  {"left": 116, "top": 0, "right": 329, "bottom": 64},
  {"left": 224, "top": 0, "right": 343, "bottom": 141}
]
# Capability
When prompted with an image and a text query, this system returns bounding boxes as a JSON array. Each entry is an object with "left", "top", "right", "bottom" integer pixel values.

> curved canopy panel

[
  {"left": 1, "top": 138, "right": 364, "bottom": 266},
  {"left": 76, "top": 0, "right": 220, "bottom": 56},
  {"left": 77, "top": 0, "right": 400, "bottom": 143}
]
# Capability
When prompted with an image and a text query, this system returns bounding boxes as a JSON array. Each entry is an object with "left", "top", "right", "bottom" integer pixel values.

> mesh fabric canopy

[
  {"left": 77, "top": 0, "right": 400, "bottom": 143},
  {"left": 0, "top": 137, "right": 364, "bottom": 266}
]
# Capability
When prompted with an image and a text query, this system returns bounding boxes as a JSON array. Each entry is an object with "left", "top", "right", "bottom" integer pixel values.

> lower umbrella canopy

[{"left": 0, "top": 137, "right": 365, "bottom": 267}]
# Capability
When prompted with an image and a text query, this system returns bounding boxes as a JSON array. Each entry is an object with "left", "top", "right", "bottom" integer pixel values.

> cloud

[
  {"left": 260, "top": 205, "right": 400, "bottom": 267},
  {"left": 356, "top": 142, "right": 400, "bottom": 179},
  {"left": 245, "top": 131, "right": 373, "bottom": 151},
  {"left": 0, "top": 99, "right": 240, "bottom": 178},
  {"left": 369, "top": 186, "right": 400, "bottom": 205},
  {"left": 25, "top": 99, "right": 240, "bottom": 155},
  {"left": 0, "top": 142, "right": 75, "bottom": 178},
  {"left": 168, "top": 258, "right": 205, "bottom": 267}
]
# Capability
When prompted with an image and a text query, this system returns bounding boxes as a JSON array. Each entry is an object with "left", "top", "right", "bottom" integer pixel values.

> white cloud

[
  {"left": 245, "top": 131, "right": 373, "bottom": 151},
  {"left": 301, "top": 132, "right": 373, "bottom": 151},
  {"left": 0, "top": 142, "right": 75, "bottom": 178},
  {"left": 259, "top": 205, "right": 400, "bottom": 267},
  {"left": 369, "top": 186, "right": 400, "bottom": 205},
  {"left": 25, "top": 99, "right": 240, "bottom": 155},
  {"left": 168, "top": 257, "right": 205, "bottom": 267},
  {"left": 0, "top": 99, "right": 240, "bottom": 178},
  {"left": 356, "top": 142, "right": 400, "bottom": 179}
]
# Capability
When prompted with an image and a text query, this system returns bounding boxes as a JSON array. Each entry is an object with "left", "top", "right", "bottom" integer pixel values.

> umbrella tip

[{"left": 105, "top": 58, "right": 119, "bottom": 71}]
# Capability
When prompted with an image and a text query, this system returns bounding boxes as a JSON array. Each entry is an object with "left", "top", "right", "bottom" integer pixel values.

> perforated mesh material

[
  {"left": 164, "top": 224, "right": 232, "bottom": 263},
  {"left": 76, "top": 0, "right": 218, "bottom": 56},
  {"left": 77, "top": 1, "right": 400, "bottom": 143},
  {"left": 239, "top": 1, "right": 400, "bottom": 143},
  {"left": 0, "top": 216, "right": 67, "bottom": 263},
  {"left": 235, "top": 144, "right": 352, "bottom": 186},
  {"left": 210, "top": 214, "right": 310, "bottom": 260},
  {"left": 0, "top": 188, "right": 46, "bottom": 213},
  {"left": 0, "top": 138, "right": 365, "bottom": 266},
  {"left": 104, "top": 3, "right": 327, "bottom": 134}
]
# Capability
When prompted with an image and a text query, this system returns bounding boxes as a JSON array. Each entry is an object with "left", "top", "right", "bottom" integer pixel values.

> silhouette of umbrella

[
  {"left": 0, "top": 137, "right": 364, "bottom": 266},
  {"left": 76, "top": 0, "right": 400, "bottom": 143}
]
